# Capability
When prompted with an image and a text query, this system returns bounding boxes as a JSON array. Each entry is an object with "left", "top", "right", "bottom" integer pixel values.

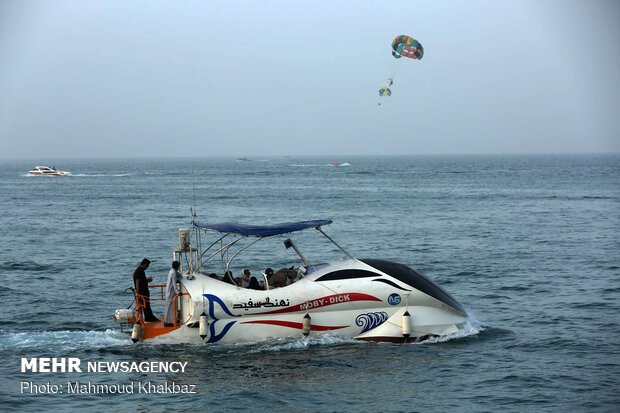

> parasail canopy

[{"left": 392, "top": 35, "right": 424, "bottom": 60}]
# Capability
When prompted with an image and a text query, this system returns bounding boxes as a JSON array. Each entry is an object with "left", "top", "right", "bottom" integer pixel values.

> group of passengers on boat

[
  {"left": 206, "top": 266, "right": 301, "bottom": 289},
  {"left": 131, "top": 256, "right": 303, "bottom": 326}
]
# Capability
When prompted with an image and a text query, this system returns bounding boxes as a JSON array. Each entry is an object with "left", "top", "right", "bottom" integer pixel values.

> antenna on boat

[{"left": 191, "top": 164, "right": 197, "bottom": 220}]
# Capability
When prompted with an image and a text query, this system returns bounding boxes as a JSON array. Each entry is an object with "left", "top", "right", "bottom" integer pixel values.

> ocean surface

[{"left": 0, "top": 155, "right": 618, "bottom": 412}]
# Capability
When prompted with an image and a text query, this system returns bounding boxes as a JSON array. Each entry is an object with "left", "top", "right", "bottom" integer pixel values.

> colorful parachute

[
  {"left": 392, "top": 35, "right": 424, "bottom": 60},
  {"left": 378, "top": 87, "right": 392, "bottom": 97}
]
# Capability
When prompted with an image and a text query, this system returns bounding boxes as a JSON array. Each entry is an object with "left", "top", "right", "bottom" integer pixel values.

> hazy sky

[{"left": 1, "top": 0, "right": 619, "bottom": 158}]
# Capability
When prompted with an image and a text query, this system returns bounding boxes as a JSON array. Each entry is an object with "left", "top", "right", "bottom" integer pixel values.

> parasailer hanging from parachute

[
  {"left": 378, "top": 35, "right": 423, "bottom": 106},
  {"left": 379, "top": 87, "right": 392, "bottom": 97},
  {"left": 377, "top": 86, "right": 392, "bottom": 105}
]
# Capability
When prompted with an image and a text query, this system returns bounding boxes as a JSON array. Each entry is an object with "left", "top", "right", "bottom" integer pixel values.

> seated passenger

[
  {"left": 248, "top": 276, "right": 263, "bottom": 290},
  {"left": 267, "top": 267, "right": 287, "bottom": 288},
  {"left": 289, "top": 267, "right": 304, "bottom": 284},
  {"left": 241, "top": 269, "right": 251, "bottom": 288},
  {"left": 272, "top": 267, "right": 298, "bottom": 286},
  {"left": 223, "top": 270, "right": 235, "bottom": 284}
]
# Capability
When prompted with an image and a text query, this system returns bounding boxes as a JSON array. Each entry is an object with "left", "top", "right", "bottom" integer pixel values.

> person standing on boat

[
  {"left": 133, "top": 258, "right": 159, "bottom": 322},
  {"left": 164, "top": 261, "right": 182, "bottom": 326}
]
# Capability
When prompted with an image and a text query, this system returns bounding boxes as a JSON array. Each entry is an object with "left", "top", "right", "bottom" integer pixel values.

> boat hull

[{"left": 140, "top": 259, "right": 468, "bottom": 344}]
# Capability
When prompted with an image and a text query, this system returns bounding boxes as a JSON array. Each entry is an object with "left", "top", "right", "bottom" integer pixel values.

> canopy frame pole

[
  {"left": 198, "top": 233, "right": 236, "bottom": 264},
  {"left": 316, "top": 227, "right": 354, "bottom": 260},
  {"left": 225, "top": 237, "right": 263, "bottom": 282},
  {"left": 224, "top": 237, "right": 263, "bottom": 284}
]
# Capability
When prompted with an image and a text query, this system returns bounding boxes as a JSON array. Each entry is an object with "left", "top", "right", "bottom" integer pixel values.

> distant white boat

[{"left": 28, "top": 165, "right": 70, "bottom": 176}]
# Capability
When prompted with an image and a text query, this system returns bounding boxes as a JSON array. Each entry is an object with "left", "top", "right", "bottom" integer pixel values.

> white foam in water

[
  {"left": 0, "top": 329, "right": 131, "bottom": 352},
  {"left": 289, "top": 163, "right": 352, "bottom": 167},
  {"left": 69, "top": 173, "right": 131, "bottom": 177},
  {"left": 0, "top": 312, "right": 484, "bottom": 352},
  {"left": 245, "top": 334, "right": 357, "bottom": 353},
  {"left": 423, "top": 310, "right": 486, "bottom": 344}
]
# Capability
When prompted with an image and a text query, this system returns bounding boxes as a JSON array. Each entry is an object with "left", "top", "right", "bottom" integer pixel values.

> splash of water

[{"left": 0, "top": 329, "right": 131, "bottom": 352}]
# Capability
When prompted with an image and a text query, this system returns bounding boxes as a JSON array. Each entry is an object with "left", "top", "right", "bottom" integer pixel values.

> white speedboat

[
  {"left": 116, "top": 213, "right": 468, "bottom": 344},
  {"left": 28, "top": 165, "right": 70, "bottom": 176}
]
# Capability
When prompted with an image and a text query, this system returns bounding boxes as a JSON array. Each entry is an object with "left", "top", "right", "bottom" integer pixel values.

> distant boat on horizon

[
  {"left": 331, "top": 161, "right": 352, "bottom": 167},
  {"left": 28, "top": 165, "right": 70, "bottom": 176},
  {"left": 236, "top": 157, "right": 252, "bottom": 162}
]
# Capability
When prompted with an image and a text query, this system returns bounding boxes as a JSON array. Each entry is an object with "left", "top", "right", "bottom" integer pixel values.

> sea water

[{"left": 0, "top": 155, "right": 618, "bottom": 412}]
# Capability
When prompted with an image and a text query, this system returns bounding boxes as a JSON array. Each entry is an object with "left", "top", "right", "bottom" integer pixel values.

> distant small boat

[
  {"left": 28, "top": 165, "right": 70, "bottom": 176},
  {"left": 236, "top": 157, "right": 252, "bottom": 162},
  {"left": 331, "top": 162, "right": 351, "bottom": 167}
]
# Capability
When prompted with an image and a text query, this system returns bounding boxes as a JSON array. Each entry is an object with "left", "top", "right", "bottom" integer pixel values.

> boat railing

[
  {"left": 148, "top": 284, "right": 166, "bottom": 300},
  {"left": 134, "top": 286, "right": 185, "bottom": 327}
]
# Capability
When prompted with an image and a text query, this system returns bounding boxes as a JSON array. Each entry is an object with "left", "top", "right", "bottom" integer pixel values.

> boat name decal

[
  {"left": 356, "top": 312, "right": 389, "bottom": 334},
  {"left": 300, "top": 294, "right": 350, "bottom": 310},
  {"left": 233, "top": 296, "right": 290, "bottom": 310},
  {"left": 254, "top": 293, "right": 382, "bottom": 315}
]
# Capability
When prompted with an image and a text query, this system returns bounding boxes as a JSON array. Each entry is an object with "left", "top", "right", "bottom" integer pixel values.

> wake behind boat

[
  {"left": 28, "top": 165, "right": 70, "bottom": 176},
  {"left": 331, "top": 161, "right": 351, "bottom": 166},
  {"left": 115, "top": 212, "right": 468, "bottom": 344}
]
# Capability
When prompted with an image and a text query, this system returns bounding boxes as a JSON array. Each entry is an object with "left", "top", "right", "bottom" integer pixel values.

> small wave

[
  {"left": 2, "top": 261, "right": 56, "bottom": 272},
  {"left": 289, "top": 164, "right": 331, "bottom": 167},
  {"left": 209, "top": 195, "right": 240, "bottom": 200},
  {"left": 246, "top": 334, "right": 357, "bottom": 354},
  {"left": 453, "top": 270, "right": 478, "bottom": 277},
  {"left": 573, "top": 301, "right": 613, "bottom": 309},
  {"left": 70, "top": 173, "right": 132, "bottom": 177},
  {"left": 0, "top": 329, "right": 131, "bottom": 352},
  {"left": 499, "top": 285, "right": 531, "bottom": 292}
]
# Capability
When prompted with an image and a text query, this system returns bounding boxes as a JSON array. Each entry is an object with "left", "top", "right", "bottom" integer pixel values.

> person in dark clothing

[
  {"left": 248, "top": 276, "right": 263, "bottom": 290},
  {"left": 133, "top": 258, "right": 158, "bottom": 322},
  {"left": 223, "top": 270, "right": 235, "bottom": 284}
]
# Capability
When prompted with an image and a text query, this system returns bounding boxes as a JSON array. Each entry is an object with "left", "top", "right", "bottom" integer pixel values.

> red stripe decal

[
  {"left": 254, "top": 292, "right": 382, "bottom": 315},
  {"left": 240, "top": 320, "right": 348, "bottom": 331}
]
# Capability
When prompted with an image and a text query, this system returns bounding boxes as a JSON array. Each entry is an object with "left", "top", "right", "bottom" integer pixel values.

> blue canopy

[{"left": 192, "top": 219, "right": 332, "bottom": 238}]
